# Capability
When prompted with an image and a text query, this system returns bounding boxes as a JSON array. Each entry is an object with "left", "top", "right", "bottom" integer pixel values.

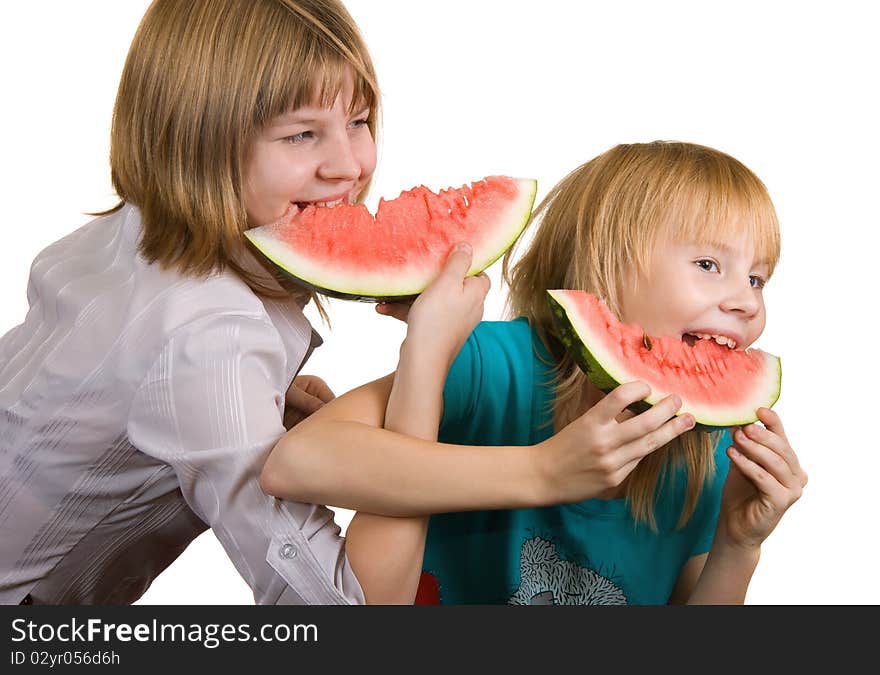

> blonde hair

[
  {"left": 104, "top": 0, "right": 380, "bottom": 306},
  {"left": 503, "top": 141, "right": 781, "bottom": 529}
]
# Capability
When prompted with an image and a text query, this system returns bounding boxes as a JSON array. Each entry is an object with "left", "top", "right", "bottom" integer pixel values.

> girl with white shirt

[
  {"left": 0, "top": 0, "right": 381, "bottom": 606},
  {"left": 0, "top": 0, "right": 629, "bottom": 607}
]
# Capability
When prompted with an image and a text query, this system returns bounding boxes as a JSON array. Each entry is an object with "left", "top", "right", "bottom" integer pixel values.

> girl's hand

[
  {"left": 401, "top": 243, "right": 490, "bottom": 370},
  {"left": 283, "top": 375, "right": 335, "bottom": 428},
  {"left": 718, "top": 407, "right": 808, "bottom": 550},
  {"left": 537, "top": 381, "right": 695, "bottom": 503},
  {"left": 375, "top": 299, "right": 413, "bottom": 323}
]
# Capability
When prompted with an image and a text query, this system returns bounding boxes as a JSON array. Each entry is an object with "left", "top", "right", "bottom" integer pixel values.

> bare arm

[
  {"left": 262, "top": 246, "right": 532, "bottom": 516},
  {"left": 261, "top": 248, "right": 699, "bottom": 519},
  {"left": 340, "top": 245, "right": 491, "bottom": 603},
  {"left": 344, "top": 346, "right": 447, "bottom": 603},
  {"left": 668, "top": 549, "right": 758, "bottom": 605},
  {"left": 261, "top": 244, "right": 537, "bottom": 517},
  {"left": 670, "top": 409, "right": 806, "bottom": 605},
  {"left": 260, "top": 372, "right": 542, "bottom": 515},
  {"left": 260, "top": 378, "right": 697, "bottom": 516}
]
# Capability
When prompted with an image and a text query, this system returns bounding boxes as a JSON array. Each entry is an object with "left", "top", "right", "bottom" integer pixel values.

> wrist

[
  {"left": 523, "top": 442, "right": 556, "bottom": 508},
  {"left": 398, "top": 337, "right": 455, "bottom": 379},
  {"left": 708, "top": 537, "right": 762, "bottom": 570},
  {"left": 483, "top": 444, "right": 552, "bottom": 510}
]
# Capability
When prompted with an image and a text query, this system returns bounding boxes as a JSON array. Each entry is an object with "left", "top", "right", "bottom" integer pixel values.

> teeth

[
  {"left": 313, "top": 198, "right": 344, "bottom": 208},
  {"left": 294, "top": 198, "right": 346, "bottom": 209},
  {"left": 689, "top": 333, "right": 736, "bottom": 349}
]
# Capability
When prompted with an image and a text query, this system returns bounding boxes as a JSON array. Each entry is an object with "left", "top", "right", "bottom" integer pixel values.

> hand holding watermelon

[
  {"left": 536, "top": 381, "right": 696, "bottom": 503},
  {"left": 717, "top": 407, "right": 808, "bottom": 551},
  {"left": 373, "top": 242, "right": 488, "bottom": 323},
  {"left": 402, "top": 243, "right": 491, "bottom": 372}
]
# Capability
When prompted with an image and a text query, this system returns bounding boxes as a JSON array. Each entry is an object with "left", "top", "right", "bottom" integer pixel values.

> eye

[
  {"left": 284, "top": 131, "right": 314, "bottom": 145},
  {"left": 349, "top": 116, "right": 369, "bottom": 130},
  {"left": 695, "top": 259, "right": 718, "bottom": 273},
  {"left": 749, "top": 275, "right": 766, "bottom": 289}
]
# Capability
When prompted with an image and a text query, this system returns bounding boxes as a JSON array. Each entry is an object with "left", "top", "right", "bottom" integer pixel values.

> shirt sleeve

[
  {"left": 127, "top": 313, "right": 365, "bottom": 605},
  {"left": 689, "top": 430, "right": 733, "bottom": 557}
]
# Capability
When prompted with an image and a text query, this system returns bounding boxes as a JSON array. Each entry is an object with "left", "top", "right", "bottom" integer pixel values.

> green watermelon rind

[
  {"left": 244, "top": 178, "right": 538, "bottom": 302},
  {"left": 547, "top": 290, "right": 782, "bottom": 431}
]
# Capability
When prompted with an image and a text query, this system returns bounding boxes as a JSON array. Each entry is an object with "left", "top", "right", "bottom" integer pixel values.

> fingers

[
  {"left": 618, "top": 409, "right": 696, "bottom": 464},
  {"left": 590, "top": 381, "right": 652, "bottom": 423},
  {"left": 287, "top": 376, "right": 333, "bottom": 415},
  {"left": 753, "top": 407, "right": 808, "bottom": 485},
  {"left": 726, "top": 445, "right": 796, "bottom": 508},
  {"left": 737, "top": 419, "right": 802, "bottom": 475},
  {"left": 580, "top": 401, "right": 692, "bottom": 487},
  {"left": 440, "top": 242, "right": 475, "bottom": 282},
  {"left": 287, "top": 387, "right": 325, "bottom": 416},
  {"left": 730, "top": 425, "right": 807, "bottom": 493},
  {"left": 731, "top": 429, "right": 792, "bottom": 486},
  {"left": 438, "top": 243, "right": 491, "bottom": 300},
  {"left": 298, "top": 375, "right": 335, "bottom": 404},
  {"left": 463, "top": 271, "right": 491, "bottom": 302},
  {"left": 756, "top": 407, "right": 790, "bottom": 445},
  {"left": 586, "top": 383, "right": 694, "bottom": 467},
  {"left": 617, "top": 394, "right": 688, "bottom": 444},
  {"left": 376, "top": 302, "right": 411, "bottom": 323}
]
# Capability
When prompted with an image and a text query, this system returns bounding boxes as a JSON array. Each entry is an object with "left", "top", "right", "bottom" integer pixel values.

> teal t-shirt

[{"left": 420, "top": 318, "right": 731, "bottom": 605}]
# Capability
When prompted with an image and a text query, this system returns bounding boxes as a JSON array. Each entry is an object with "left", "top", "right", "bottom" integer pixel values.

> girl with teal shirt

[
  {"left": 263, "top": 141, "right": 807, "bottom": 604},
  {"left": 420, "top": 317, "right": 731, "bottom": 605}
]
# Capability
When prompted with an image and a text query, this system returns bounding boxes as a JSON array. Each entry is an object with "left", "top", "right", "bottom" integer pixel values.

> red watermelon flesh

[
  {"left": 547, "top": 289, "right": 781, "bottom": 429},
  {"left": 244, "top": 176, "right": 537, "bottom": 301}
]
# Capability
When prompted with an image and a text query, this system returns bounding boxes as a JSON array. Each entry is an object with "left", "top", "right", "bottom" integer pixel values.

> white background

[{"left": 1, "top": 1, "right": 877, "bottom": 605}]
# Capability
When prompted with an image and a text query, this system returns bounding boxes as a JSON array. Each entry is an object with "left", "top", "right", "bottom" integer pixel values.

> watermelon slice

[
  {"left": 547, "top": 289, "right": 781, "bottom": 429},
  {"left": 244, "top": 176, "right": 537, "bottom": 301}
]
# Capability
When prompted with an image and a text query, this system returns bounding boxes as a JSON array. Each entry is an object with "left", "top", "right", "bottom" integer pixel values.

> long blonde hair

[
  {"left": 503, "top": 141, "right": 780, "bottom": 529},
  {"left": 104, "top": 0, "right": 380, "bottom": 308}
]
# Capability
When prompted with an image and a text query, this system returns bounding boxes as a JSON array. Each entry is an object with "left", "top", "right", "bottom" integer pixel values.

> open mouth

[
  {"left": 294, "top": 195, "right": 350, "bottom": 211},
  {"left": 681, "top": 332, "right": 738, "bottom": 350}
]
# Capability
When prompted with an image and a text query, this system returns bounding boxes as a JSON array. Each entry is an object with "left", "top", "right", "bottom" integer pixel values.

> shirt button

[{"left": 279, "top": 543, "right": 297, "bottom": 559}]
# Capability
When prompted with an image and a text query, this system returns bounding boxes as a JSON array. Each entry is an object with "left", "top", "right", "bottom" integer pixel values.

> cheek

[
  {"left": 643, "top": 280, "right": 705, "bottom": 335},
  {"left": 242, "top": 153, "right": 271, "bottom": 207},
  {"left": 355, "top": 134, "right": 378, "bottom": 176},
  {"left": 243, "top": 156, "right": 308, "bottom": 223},
  {"left": 620, "top": 290, "right": 666, "bottom": 334},
  {"left": 242, "top": 172, "right": 286, "bottom": 226},
  {"left": 752, "top": 304, "right": 767, "bottom": 340}
]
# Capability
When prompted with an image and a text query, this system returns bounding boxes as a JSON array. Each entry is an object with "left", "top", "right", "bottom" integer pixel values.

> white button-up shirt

[{"left": 0, "top": 204, "right": 364, "bottom": 605}]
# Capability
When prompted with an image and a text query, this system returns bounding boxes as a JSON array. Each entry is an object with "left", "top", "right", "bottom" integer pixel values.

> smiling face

[
  {"left": 618, "top": 232, "right": 770, "bottom": 351},
  {"left": 243, "top": 76, "right": 377, "bottom": 227}
]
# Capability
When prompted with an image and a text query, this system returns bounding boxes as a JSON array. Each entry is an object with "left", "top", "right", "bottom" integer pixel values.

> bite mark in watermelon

[
  {"left": 244, "top": 176, "right": 537, "bottom": 301},
  {"left": 547, "top": 289, "right": 781, "bottom": 429}
]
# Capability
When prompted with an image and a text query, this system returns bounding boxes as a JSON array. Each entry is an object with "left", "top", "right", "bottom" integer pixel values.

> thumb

[{"left": 441, "top": 242, "right": 474, "bottom": 281}]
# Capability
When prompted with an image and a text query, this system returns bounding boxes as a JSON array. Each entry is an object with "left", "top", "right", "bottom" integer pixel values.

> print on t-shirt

[{"left": 508, "top": 536, "right": 628, "bottom": 605}]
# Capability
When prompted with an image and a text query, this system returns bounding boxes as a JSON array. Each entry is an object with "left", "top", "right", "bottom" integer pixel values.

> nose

[
  {"left": 317, "top": 130, "right": 362, "bottom": 182},
  {"left": 720, "top": 280, "right": 761, "bottom": 317}
]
